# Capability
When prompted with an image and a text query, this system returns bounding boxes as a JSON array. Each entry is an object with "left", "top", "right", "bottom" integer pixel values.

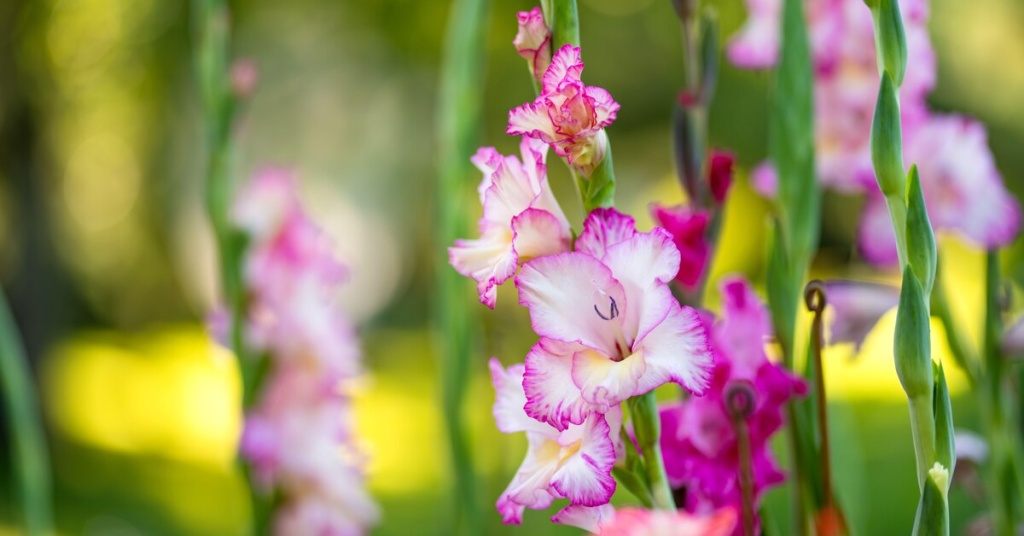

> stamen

[{"left": 593, "top": 296, "right": 619, "bottom": 321}]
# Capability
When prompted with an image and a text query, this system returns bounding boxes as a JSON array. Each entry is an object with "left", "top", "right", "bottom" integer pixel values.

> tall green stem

[
  {"left": 192, "top": 1, "right": 266, "bottom": 533},
  {"left": 629, "top": 392, "right": 676, "bottom": 511},
  {"left": 436, "top": 0, "right": 490, "bottom": 532},
  {"left": 0, "top": 292, "right": 52, "bottom": 536}
]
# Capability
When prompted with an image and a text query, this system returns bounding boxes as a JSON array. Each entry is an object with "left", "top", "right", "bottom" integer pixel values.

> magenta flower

[
  {"left": 490, "top": 359, "right": 621, "bottom": 524},
  {"left": 592, "top": 507, "right": 737, "bottom": 536},
  {"left": 708, "top": 151, "right": 735, "bottom": 205},
  {"left": 449, "top": 137, "right": 571, "bottom": 308},
  {"left": 858, "top": 114, "right": 1020, "bottom": 264},
  {"left": 660, "top": 278, "right": 805, "bottom": 527},
  {"left": 649, "top": 204, "right": 711, "bottom": 290},
  {"left": 508, "top": 44, "right": 620, "bottom": 175},
  {"left": 515, "top": 208, "right": 713, "bottom": 430},
  {"left": 514, "top": 7, "right": 552, "bottom": 85}
]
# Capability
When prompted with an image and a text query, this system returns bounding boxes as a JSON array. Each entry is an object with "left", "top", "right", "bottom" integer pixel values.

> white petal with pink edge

[
  {"left": 490, "top": 358, "right": 555, "bottom": 437},
  {"left": 552, "top": 503, "right": 616, "bottom": 533},
  {"left": 574, "top": 208, "right": 638, "bottom": 259},
  {"left": 516, "top": 252, "right": 626, "bottom": 354},
  {"left": 549, "top": 414, "right": 617, "bottom": 506},
  {"left": 570, "top": 348, "right": 646, "bottom": 408},
  {"left": 511, "top": 209, "right": 571, "bottom": 263},
  {"left": 633, "top": 304, "right": 712, "bottom": 396},
  {"left": 523, "top": 339, "right": 598, "bottom": 430},
  {"left": 542, "top": 44, "right": 584, "bottom": 94}
]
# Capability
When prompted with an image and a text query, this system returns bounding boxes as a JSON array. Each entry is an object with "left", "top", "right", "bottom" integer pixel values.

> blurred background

[{"left": 1, "top": 0, "right": 1023, "bottom": 534}]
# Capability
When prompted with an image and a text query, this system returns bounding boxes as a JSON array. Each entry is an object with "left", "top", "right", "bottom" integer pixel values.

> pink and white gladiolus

[
  {"left": 228, "top": 168, "right": 377, "bottom": 535},
  {"left": 449, "top": 137, "right": 571, "bottom": 308},
  {"left": 515, "top": 208, "right": 713, "bottom": 430},
  {"left": 508, "top": 44, "right": 620, "bottom": 176},
  {"left": 514, "top": 7, "right": 552, "bottom": 85},
  {"left": 659, "top": 278, "right": 804, "bottom": 530},
  {"left": 490, "top": 359, "right": 621, "bottom": 527}
]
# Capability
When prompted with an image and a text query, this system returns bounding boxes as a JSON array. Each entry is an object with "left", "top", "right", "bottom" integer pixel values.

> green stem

[
  {"left": 908, "top": 394, "right": 937, "bottom": 489},
  {"left": 629, "top": 392, "right": 676, "bottom": 511},
  {"left": 883, "top": 193, "right": 909, "bottom": 273},
  {"left": 436, "top": 0, "right": 490, "bottom": 532},
  {"left": 0, "top": 292, "right": 52, "bottom": 536},
  {"left": 550, "top": 0, "right": 580, "bottom": 51}
]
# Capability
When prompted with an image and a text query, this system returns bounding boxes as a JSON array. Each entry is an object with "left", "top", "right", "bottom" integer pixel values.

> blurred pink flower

[
  {"left": 649, "top": 204, "right": 711, "bottom": 290},
  {"left": 660, "top": 278, "right": 805, "bottom": 530},
  {"left": 823, "top": 280, "right": 899, "bottom": 350},
  {"left": 859, "top": 115, "right": 1021, "bottom": 264},
  {"left": 730, "top": 0, "right": 935, "bottom": 193},
  {"left": 708, "top": 151, "right": 735, "bottom": 205},
  {"left": 229, "top": 168, "right": 376, "bottom": 534},
  {"left": 508, "top": 45, "right": 619, "bottom": 175},
  {"left": 514, "top": 7, "right": 552, "bottom": 85},
  {"left": 593, "top": 507, "right": 737, "bottom": 536},
  {"left": 515, "top": 208, "right": 713, "bottom": 430},
  {"left": 490, "top": 359, "right": 621, "bottom": 524},
  {"left": 449, "top": 137, "right": 571, "bottom": 309}
]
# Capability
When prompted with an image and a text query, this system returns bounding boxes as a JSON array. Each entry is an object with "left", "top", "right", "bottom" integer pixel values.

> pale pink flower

[
  {"left": 593, "top": 507, "right": 737, "bottom": 536},
  {"left": 515, "top": 208, "right": 713, "bottom": 430},
  {"left": 823, "top": 280, "right": 899, "bottom": 350},
  {"left": 490, "top": 359, "right": 621, "bottom": 524},
  {"left": 660, "top": 278, "right": 804, "bottom": 530},
  {"left": 514, "top": 7, "right": 552, "bottom": 85},
  {"left": 274, "top": 494, "right": 372, "bottom": 536},
  {"left": 449, "top": 137, "right": 571, "bottom": 308},
  {"left": 649, "top": 204, "right": 711, "bottom": 290},
  {"left": 553, "top": 504, "right": 617, "bottom": 533},
  {"left": 859, "top": 114, "right": 1021, "bottom": 264},
  {"left": 508, "top": 45, "right": 620, "bottom": 174},
  {"left": 728, "top": 0, "right": 936, "bottom": 194}
]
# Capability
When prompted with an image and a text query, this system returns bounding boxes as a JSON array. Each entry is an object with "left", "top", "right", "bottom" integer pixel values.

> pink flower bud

[{"left": 514, "top": 7, "right": 552, "bottom": 85}]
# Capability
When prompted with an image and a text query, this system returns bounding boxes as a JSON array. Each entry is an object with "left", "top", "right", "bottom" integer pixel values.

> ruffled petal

[
  {"left": 583, "top": 86, "right": 619, "bottom": 129},
  {"left": 524, "top": 339, "right": 597, "bottom": 430},
  {"left": 508, "top": 101, "right": 558, "bottom": 141},
  {"left": 448, "top": 230, "right": 516, "bottom": 309},
  {"left": 575, "top": 208, "right": 638, "bottom": 260},
  {"left": 549, "top": 414, "right": 617, "bottom": 506},
  {"left": 511, "top": 208, "right": 571, "bottom": 262},
  {"left": 516, "top": 252, "right": 626, "bottom": 354},
  {"left": 634, "top": 304, "right": 713, "bottom": 396},
  {"left": 715, "top": 278, "right": 772, "bottom": 379},
  {"left": 542, "top": 44, "right": 584, "bottom": 94},
  {"left": 601, "top": 229, "right": 681, "bottom": 341},
  {"left": 490, "top": 358, "right": 556, "bottom": 436}
]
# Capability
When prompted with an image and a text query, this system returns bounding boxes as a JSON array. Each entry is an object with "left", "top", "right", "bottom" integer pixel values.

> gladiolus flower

[
  {"left": 515, "top": 208, "right": 713, "bottom": 430},
  {"left": 490, "top": 359, "right": 621, "bottom": 523},
  {"left": 508, "top": 45, "right": 620, "bottom": 175},
  {"left": 449, "top": 137, "right": 571, "bottom": 308},
  {"left": 708, "top": 151, "right": 735, "bottom": 205},
  {"left": 514, "top": 7, "right": 552, "bottom": 85},
  {"left": 649, "top": 204, "right": 711, "bottom": 291}
]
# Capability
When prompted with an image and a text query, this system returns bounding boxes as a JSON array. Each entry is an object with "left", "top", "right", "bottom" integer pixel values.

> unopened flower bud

[
  {"left": 893, "top": 270, "right": 933, "bottom": 400},
  {"left": 905, "top": 165, "right": 936, "bottom": 294},
  {"left": 514, "top": 7, "right": 552, "bottom": 85},
  {"left": 870, "top": 73, "right": 905, "bottom": 198},
  {"left": 870, "top": 0, "right": 908, "bottom": 86},
  {"left": 708, "top": 150, "right": 735, "bottom": 204}
]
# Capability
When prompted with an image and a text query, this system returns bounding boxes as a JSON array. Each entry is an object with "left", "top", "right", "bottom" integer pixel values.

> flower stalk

[
  {"left": 436, "top": 0, "right": 491, "bottom": 532},
  {"left": 629, "top": 392, "right": 676, "bottom": 511},
  {"left": 0, "top": 292, "right": 52, "bottom": 536}
]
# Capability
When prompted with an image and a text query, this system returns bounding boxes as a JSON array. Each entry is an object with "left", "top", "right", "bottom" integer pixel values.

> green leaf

[
  {"left": 932, "top": 362, "right": 955, "bottom": 478},
  {"left": 894, "top": 270, "right": 934, "bottom": 400},
  {"left": 870, "top": 73, "right": 905, "bottom": 199},
  {"left": 766, "top": 221, "right": 797, "bottom": 366},
  {"left": 871, "top": 0, "right": 908, "bottom": 86},
  {"left": 905, "top": 165, "right": 937, "bottom": 294},
  {"left": 699, "top": 12, "right": 719, "bottom": 106},
  {"left": 583, "top": 140, "right": 616, "bottom": 212}
]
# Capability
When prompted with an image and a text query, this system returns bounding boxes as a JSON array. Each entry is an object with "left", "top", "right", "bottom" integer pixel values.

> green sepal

[
  {"left": 550, "top": 0, "right": 580, "bottom": 51},
  {"left": 612, "top": 465, "right": 654, "bottom": 508},
  {"left": 932, "top": 362, "right": 955, "bottom": 479},
  {"left": 894, "top": 270, "right": 934, "bottom": 400},
  {"left": 871, "top": 0, "right": 908, "bottom": 86},
  {"left": 628, "top": 391, "right": 661, "bottom": 452},
  {"left": 583, "top": 141, "right": 616, "bottom": 212},
  {"left": 905, "top": 165, "right": 937, "bottom": 295},
  {"left": 870, "top": 73, "right": 905, "bottom": 198},
  {"left": 912, "top": 465, "right": 950, "bottom": 536}
]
